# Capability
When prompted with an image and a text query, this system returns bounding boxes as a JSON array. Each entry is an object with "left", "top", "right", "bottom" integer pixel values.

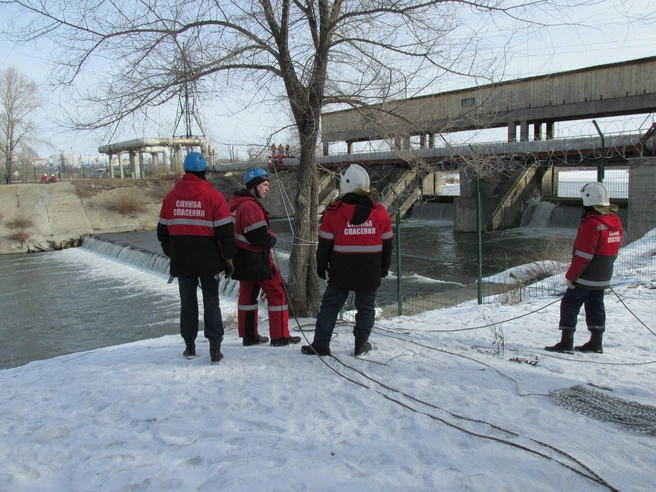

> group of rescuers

[{"left": 157, "top": 151, "right": 623, "bottom": 364}]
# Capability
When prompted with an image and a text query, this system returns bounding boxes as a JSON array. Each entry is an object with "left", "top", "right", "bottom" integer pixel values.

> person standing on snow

[
  {"left": 229, "top": 168, "right": 300, "bottom": 347},
  {"left": 301, "top": 164, "right": 393, "bottom": 357},
  {"left": 545, "top": 181, "right": 623, "bottom": 354},
  {"left": 157, "top": 152, "right": 237, "bottom": 364}
]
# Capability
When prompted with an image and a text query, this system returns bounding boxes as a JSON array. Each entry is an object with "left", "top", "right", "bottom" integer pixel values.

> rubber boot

[
  {"left": 354, "top": 336, "right": 372, "bottom": 356},
  {"left": 544, "top": 331, "right": 574, "bottom": 353},
  {"left": 210, "top": 339, "right": 223, "bottom": 364},
  {"left": 575, "top": 332, "right": 603, "bottom": 354},
  {"left": 183, "top": 342, "right": 196, "bottom": 359}
]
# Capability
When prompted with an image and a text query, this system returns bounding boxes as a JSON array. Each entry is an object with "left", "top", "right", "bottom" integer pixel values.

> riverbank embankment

[
  {"left": 0, "top": 171, "right": 295, "bottom": 255},
  {"left": 0, "top": 181, "right": 163, "bottom": 254}
]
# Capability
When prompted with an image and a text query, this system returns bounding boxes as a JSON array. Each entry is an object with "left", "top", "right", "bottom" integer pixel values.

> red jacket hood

[
  {"left": 229, "top": 190, "right": 258, "bottom": 212},
  {"left": 586, "top": 210, "right": 622, "bottom": 233},
  {"left": 171, "top": 173, "right": 213, "bottom": 200}
]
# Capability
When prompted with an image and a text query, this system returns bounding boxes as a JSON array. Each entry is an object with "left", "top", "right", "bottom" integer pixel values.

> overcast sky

[{"left": 0, "top": 0, "right": 654, "bottom": 159}]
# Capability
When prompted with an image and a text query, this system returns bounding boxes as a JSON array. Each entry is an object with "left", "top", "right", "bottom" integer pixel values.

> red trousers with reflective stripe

[{"left": 237, "top": 263, "right": 290, "bottom": 340}]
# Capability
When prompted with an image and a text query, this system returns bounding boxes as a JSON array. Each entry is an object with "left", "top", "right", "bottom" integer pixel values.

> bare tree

[
  {"left": 1, "top": 0, "right": 599, "bottom": 314},
  {"left": 0, "top": 67, "right": 42, "bottom": 184}
]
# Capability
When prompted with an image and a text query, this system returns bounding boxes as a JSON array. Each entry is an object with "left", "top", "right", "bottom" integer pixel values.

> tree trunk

[{"left": 286, "top": 135, "right": 320, "bottom": 317}]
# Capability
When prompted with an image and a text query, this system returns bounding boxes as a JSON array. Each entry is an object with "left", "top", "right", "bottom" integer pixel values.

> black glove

[
  {"left": 224, "top": 262, "right": 234, "bottom": 279},
  {"left": 317, "top": 265, "right": 328, "bottom": 280},
  {"left": 381, "top": 271, "right": 389, "bottom": 278}
]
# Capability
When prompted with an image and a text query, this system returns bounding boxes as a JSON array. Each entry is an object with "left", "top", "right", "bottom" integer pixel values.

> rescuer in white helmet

[
  {"left": 545, "top": 181, "right": 623, "bottom": 354},
  {"left": 302, "top": 164, "right": 394, "bottom": 357}
]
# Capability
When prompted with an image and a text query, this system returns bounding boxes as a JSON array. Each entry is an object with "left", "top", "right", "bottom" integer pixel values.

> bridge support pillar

[
  {"left": 129, "top": 151, "right": 140, "bottom": 179},
  {"left": 508, "top": 123, "right": 517, "bottom": 142},
  {"left": 172, "top": 146, "right": 184, "bottom": 174},
  {"left": 520, "top": 121, "right": 529, "bottom": 141},
  {"left": 541, "top": 166, "right": 559, "bottom": 196},
  {"left": 534, "top": 123, "right": 542, "bottom": 140},
  {"left": 454, "top": 163, "right": 541, "bottom": 232},
  {"left": 422, "top": 172, "right": 443, "bottom": 196},
  {"left": 118, "top": 152, "right": 125, "bottom": 179},
  {"left": 151, "top": 152, "right": 159, "bottom": 172},
  {"left": 107, "top": 153, "right": 114, "bottom": 179}
]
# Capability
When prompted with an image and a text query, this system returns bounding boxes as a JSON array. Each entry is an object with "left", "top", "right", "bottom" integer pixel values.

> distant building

[{"left": 49, "top": 153, "right": 81, "bottom": 168}]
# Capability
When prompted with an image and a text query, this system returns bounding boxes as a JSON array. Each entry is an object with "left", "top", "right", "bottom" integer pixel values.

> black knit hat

[{"left": 246, "top": 175, "right": 269, "bottom": 189}]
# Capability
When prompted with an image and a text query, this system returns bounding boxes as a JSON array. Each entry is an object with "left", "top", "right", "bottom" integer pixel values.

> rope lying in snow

[
  {"left": 276, "top": 253, "right": 648, "bottom": 491},
  {"left": 379, "top": 297, "right": 563, "bottom": 333},
  {"left": 283, "top": 297, "right": 619, "bottom": 490},
  {"left": 327, "top": 353, "right": 619, "bottom": 492},
  {"left": 610, "top": 286, "right": 656, "bottom": 338},
  {"left": 551, "top": 385, "right": 656, "bottom": 436}
]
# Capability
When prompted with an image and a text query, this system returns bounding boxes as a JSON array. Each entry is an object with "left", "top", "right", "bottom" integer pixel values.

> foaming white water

[{"left": 80, "top": 236, "right": 239, "bottom": 299}]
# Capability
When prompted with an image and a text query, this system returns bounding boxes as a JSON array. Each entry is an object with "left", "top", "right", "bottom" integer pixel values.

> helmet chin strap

[{"left": 248, "top": 184, "right": 262, "bottom": 199}]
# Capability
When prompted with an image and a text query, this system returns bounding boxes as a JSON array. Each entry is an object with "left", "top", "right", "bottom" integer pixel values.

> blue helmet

[
  {"left": 183, "top": 152, "right": 207, "bottom": 172},
  {"left": 244, "top": 168, "right": 269, "bottom": 187}
]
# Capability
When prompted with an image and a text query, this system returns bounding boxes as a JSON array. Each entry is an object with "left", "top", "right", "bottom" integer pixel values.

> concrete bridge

[
  {"left": 259, "top": 154, "right": 654, "bottom": 245},
  {"left": 320, "top": 56, "right": 656, "bottom": 152},
  {"left": 266, "top": 125, "right": 654, "bottom": 230}
]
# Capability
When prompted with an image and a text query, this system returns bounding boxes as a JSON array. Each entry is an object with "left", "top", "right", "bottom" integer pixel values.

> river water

[{"left": 1, "top": 199, "right": 590, "bottom": 370}]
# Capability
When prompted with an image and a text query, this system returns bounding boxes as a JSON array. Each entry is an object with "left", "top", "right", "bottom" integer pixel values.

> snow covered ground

[{"left": 1, "top": 233, "right": 655, "bottom": 491}]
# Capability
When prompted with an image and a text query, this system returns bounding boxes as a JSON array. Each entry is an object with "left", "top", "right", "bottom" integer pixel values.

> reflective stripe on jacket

[
  {"left": 566, "top": 209, "right": 623, "bottom": 290},
  {"left": 317, "top": 193, "right": 393, "bottom": 292},
  {"left": 157, "top": 173, "right": 236, "bottom": 277},
  {"left": 229, "top": 190, "right": 277, "bottom": 282}
]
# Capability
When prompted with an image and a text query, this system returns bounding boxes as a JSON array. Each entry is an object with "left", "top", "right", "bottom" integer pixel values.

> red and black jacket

[
  {"left": 566, "top": 208, "right": 623, "bottom": 290},
  {"left": 317, "top": 193, "right": 393, "bottom": 293},
  {"left": 229, "top": 190, "right": 277, "bottom": 282},
  {"left": 157, "top": 173, "right": 237, "bottom": 277}
]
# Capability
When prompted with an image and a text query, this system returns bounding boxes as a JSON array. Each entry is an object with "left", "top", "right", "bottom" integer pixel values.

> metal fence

[{"left": 384, "top": 162, "right": 655, "bottom": 317}]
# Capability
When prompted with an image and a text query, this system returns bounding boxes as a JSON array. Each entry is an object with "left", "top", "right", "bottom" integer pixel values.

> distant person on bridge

[
  {"left": 301, "top": 164, "right": 393, "bottom": 357},
  {"left": 157, "top": 151, "right": 237, "bottom": 365},
  {"left": 545, "top": 182, "right": 623, "bottom": 355},
  {"left": 229, "top": 167, "right": 300, "bottom": 348}
]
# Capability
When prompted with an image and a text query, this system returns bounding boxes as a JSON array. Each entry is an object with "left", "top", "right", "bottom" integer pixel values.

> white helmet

[
  {"left": 340, "top": 164, "right": 370, "bottom": 194},
  {"left": 580, "top": 182, "right": 610, "bottom": 207}
]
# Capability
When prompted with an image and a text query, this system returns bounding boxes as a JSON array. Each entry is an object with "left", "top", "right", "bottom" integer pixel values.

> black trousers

[{"left": 178, "top": 275, "right": 224, "bottom": 343}]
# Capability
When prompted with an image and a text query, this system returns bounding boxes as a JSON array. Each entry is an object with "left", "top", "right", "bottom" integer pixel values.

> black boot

[
  {"left": 210, "top": 339, "right": 223, "bottom": 364},
  {"left": 243, "top": 334, "right": 269, "bottom": 346},
  {"left": 271, "top": 336, "right": 301, "bottom": 347},
  {"left": 575, "top": 332, "right": 604, "bottom": 354},
  {"left": 354, "top": 336, "right": 372, "bottom": 356},
  {"left": 301, "top": 343, "right": 331, "bottom": 356},
  {"left": 544, "top": 331, "right": 574, "bottom": 353},
  {"left": 183, "top": 342, "right": 196, "bottom": 359}
]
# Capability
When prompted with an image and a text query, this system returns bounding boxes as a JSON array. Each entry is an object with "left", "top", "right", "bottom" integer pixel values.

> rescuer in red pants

[{"left": 229, "top": 168, "right": 301, "bottom": 347}]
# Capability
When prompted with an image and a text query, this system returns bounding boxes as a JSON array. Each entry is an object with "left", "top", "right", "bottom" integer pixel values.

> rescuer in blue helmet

[
  {"left": 183, "top": 151, "right": 207, "bottom": 175},
  {"left": 243, "top": 167, "right": 269, "bottom": 198},
  {"left": 157, "top": 151, "right": 236, "bottom": 364},
  {"left": 228, "top": 168, "right": 301, "bottom": 347}
]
